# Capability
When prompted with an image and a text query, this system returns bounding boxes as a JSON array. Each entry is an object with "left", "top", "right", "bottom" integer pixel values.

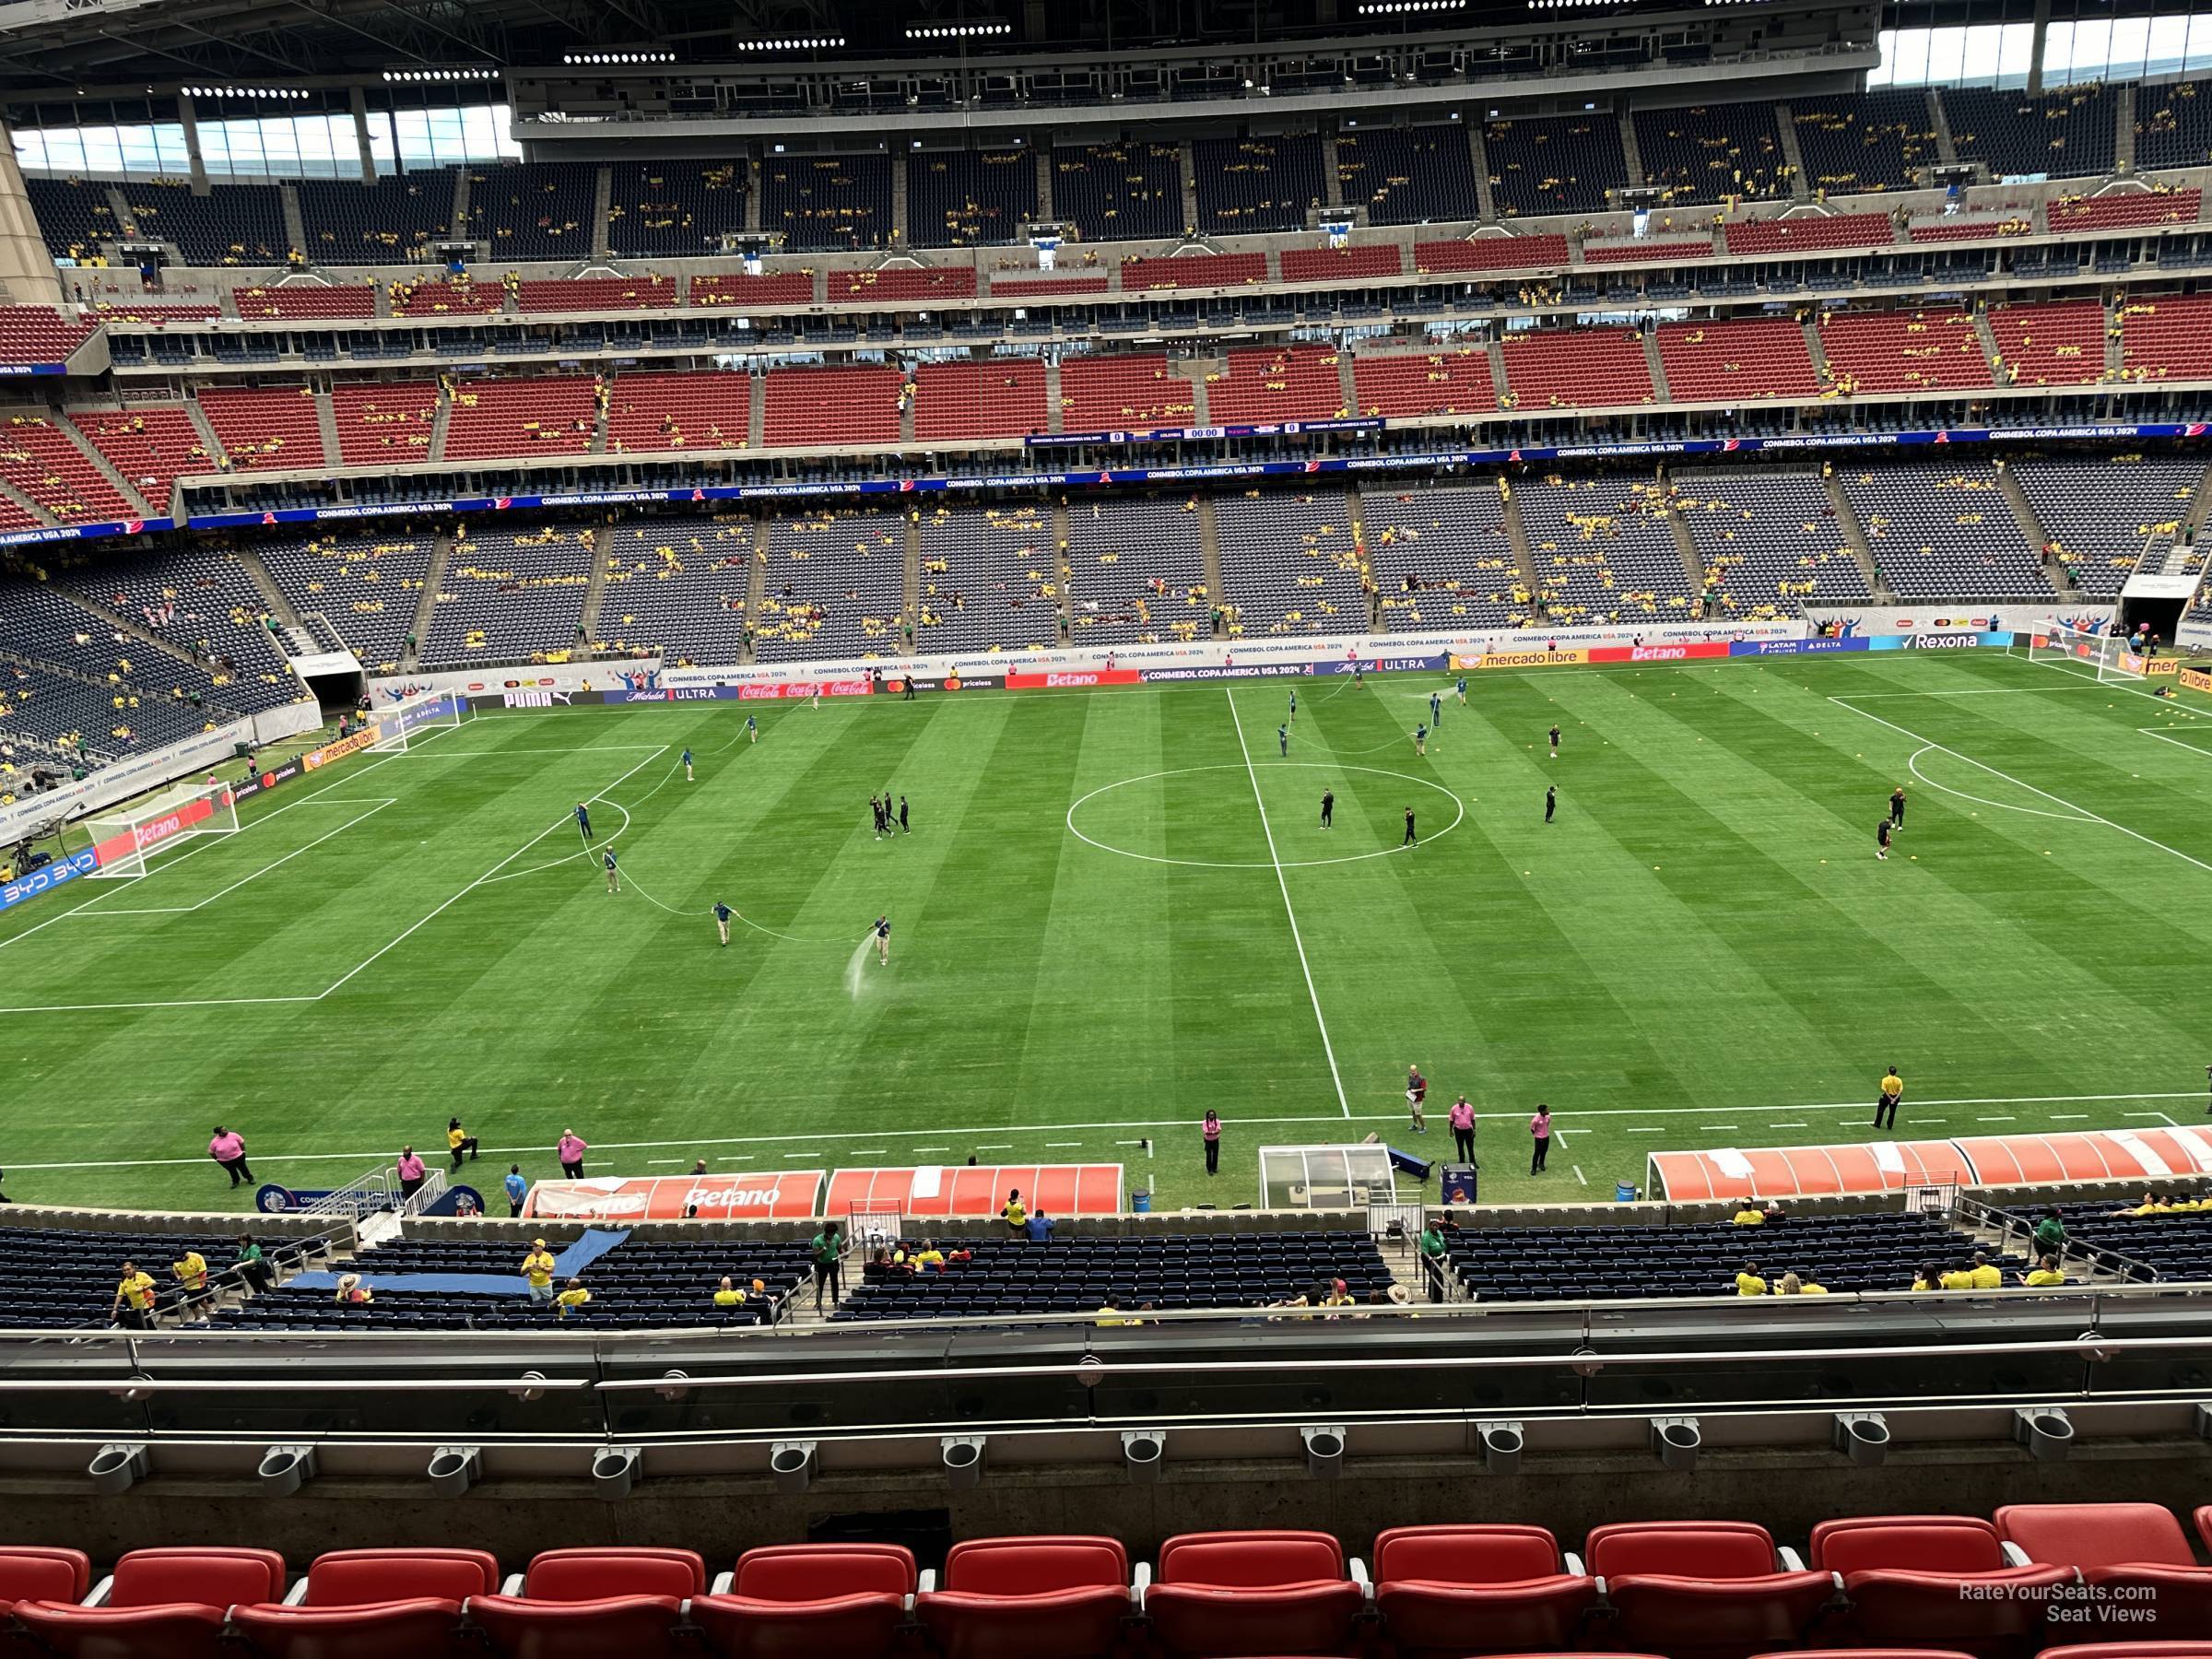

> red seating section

[
  {"left": 1819, "top": 310, "right": 1994, "bottom": 393},
  {"left": 1352, "top": 347, "right": 1499, "bottom": 418},
  {"left": 1808, "top": 1515, "right": 2074, "bottom": 1653},
  {"left": 916, "top": 1536, "right": 1131, "bottom": 1659},
  {"left": 913, "top": 360, "right": 1050, "bottom": 441},
  {"left": 1205, "top": 345, "right": 1345, "bottom": 424},
  {"left": 835, "top": 267, "right": 977, "bottom": 302},
  {"left": 14, "top": 1547, "right": 286, "bottom": 1659},
  {"left": 1415, "top": 234, "right": 1570, "bottom": 274},
  {"left": 197, "top": 386, "right": 328, "bottom": 471},
  {"left": 1122, "top": 253, "right": 1266, "bottom": 289},
  {"left": 1910, "top": 217, "right": 2031, "bottom": 241},
  {"left": 1372, "top": 1524, "right": 1598, "bottom": 1659},
  {"left": 607, "top": 371, "right": 753, "bottom": 453},
  {"left": 1584, "top": 238, "right": 1712, "bottom": 264},
  {"left": 1584, "top": 1521, "right": 1836, "bottom": 1659},
  {"left": 2050, "top": 188, "right": 2201, "bottom": 231},
  {"left": 2120, "top": 293, "right": 2212, "bottom": 382},
  {"left": 990, "top": 276, "right": 1111, "bottom": 298},
  {"left": 1281, "top": 244, "right": 1403, "bottom": 283},
  {"left": 230, "top": 1547, "right": 500, "bottom": 1659},
  {"left": 692, "top": 273, "right": 815, "bottom": 308},
  {"left": 0, "top": 417, "right": 135, "bottom": 522},
  {"left": 1991, "top": 300, "right": 2106, "bottom": 386},
  {"left": 1657, "top": 317, "right": 1822, "bottom": 402},
  {"left": 1502, "top": 326, "right": 1654, "bottom": 409},
  {"left": 762, "top": 364, "right": 903, "bottom": 448},
  {"left": 390, "top": 279, "right": 503, "bottom": 317},
  {"left": 88, "top": 302, "right": 220, "bottom": 324},
  {"left": 1144, "top": 1530, "right": 1365, "bottom": 1659},
  {"left": 1059, "top": 353, "right": 1196, "bottom": 430},
  {"left": 1724, "top": 213, "right": 1896, "bottom": 254},
  {"left": 70, "top": 406, "right": 208, "bottom": 511},
  {"left": 232, "top": 286, "right": 376, "bottom": 321},
  {"left": 468, "top": 1547, "right": 704, "bottom": 1659},
  {"left": 443, "top": 376, "right": 597, "bottom": 460},
  {"left": 515, "top": 277, "right": 677, "bottom": 313},
  {"left": 331, "top": 382, "right": 440, "bottom": 467},
  {"left": 1999, "top": 1501, "right": 2212, "bottom": 1643},
  {"left": 0, "top": 306, "right": 97, "bottom": 365},
  {"left": 692, "top": 1543, "right": 913, "bottom": 1659}
]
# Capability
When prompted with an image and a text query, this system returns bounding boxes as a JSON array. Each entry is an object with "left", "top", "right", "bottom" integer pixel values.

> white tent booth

[{"left": 1257, "top": 1144, "right": 1403, "bottom": 1211}]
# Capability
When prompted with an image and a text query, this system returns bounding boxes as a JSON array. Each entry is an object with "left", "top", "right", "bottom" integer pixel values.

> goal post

[
  {"left": 2026, "top": 619, "right": 2146, "bottom": 682},
  {"left": 84, "top": 778, "right": 240, "bottom": 878},
  {"left": 371, "top": 689, "right": 465, "bottom": 753}
]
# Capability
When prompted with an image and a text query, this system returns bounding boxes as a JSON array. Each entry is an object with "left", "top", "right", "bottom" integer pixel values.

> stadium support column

[
  {"left": 348, "top": 88, "right": 376, "bottom": 183},
  {"left": 178, "top": 93, "right": 208, "bottom": 191},
  {"left": 0, "top": 119, "right": 62, "bottom": 305},
  {"left": 2027, "top": 0, "right": 2051, "bottom": 96}
]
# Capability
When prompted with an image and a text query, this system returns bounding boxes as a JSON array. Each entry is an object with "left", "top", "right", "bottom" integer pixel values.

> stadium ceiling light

[
  {"left": 562, "top": 51, "right": 677, "bottom": 64},
  {"left": 184, "top": 83, "right": 312, "bottom": 100},
  {"left": 1357, "top": 0, "right": 1465, "bottom": 12},
  {"left": 905, "top": 21, "right": 1012, "bottom": 37},
  {"left": 735, "top": 36, "right": 845, "bottom": 50}
]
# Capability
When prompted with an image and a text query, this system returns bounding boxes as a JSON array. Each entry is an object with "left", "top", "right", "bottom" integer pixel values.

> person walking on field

[
  {"left": 1448, "top": 1095, "right": 1477, "bottom": 1164},
  {"left": 1203, "top": 1109, "right": 1222, "bottom": 1176},
  {"left": 557, "top": 1129, "right": 588, "bottom": 1180},
  {"left": 1529, "top": 1104, "right": 1553, "bottom": 1173},
  {"left": 395, "top": 1145, "right": 427, "bottom": 1201},
  {"left": 1406, "top": 1065, "right": 1428, "bottom": 1133},
  {"left": 1873, "top": 1065, "right": 1903, "bottom": 1131},
  {"left": 208, "top": 1126, "right": 253, "bottom": 1189}
]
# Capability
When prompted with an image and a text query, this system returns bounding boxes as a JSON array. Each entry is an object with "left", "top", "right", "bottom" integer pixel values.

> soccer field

[{"left": 6, "top": 647, "right": 2211, "bottom": 1215}]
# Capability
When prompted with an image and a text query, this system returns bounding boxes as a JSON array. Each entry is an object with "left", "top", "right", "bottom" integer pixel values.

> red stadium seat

[
  {"left": 914, "top": 1535, "right": 1134, "bottom": 1659},
  {"left": 230, "top": 1547, "right": 500, "bottom": 1658},
  {"left": 1143, "top": 1530, "right": 1366, "bottom": 1658},
  {"left": 0, "top": 1548, "right": 91, "bottom": 1655},
  {"left": 1999, "top": 1504, "right": 2212, "bottom": 1641},
  {"left": 2035, "top": 1647, "right": 2212, "bottom": 1658},
  {"left": 1583, "top": 1521, "right": 1838, "bottom": 1659},
  {"left": 1371, "top": 1524, "right": 1600, "bottom": 1656},
  {"left": 1809, "top": 1515, "right": 2076, "bottom": 1654},
  {"left": 466, "top": 1547, "right": 703, "bottom": 1659},
  {"left": 14, "top": 1547, "right": 287, "bottom": 1659},
  {"left": 689, "top": 1542, "right": 912, "bottom": 1659}
]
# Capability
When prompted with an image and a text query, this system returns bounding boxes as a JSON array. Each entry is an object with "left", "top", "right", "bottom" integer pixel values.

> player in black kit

[{"left": 1321, "top": 789, "right": 1335, "bottom": 829}]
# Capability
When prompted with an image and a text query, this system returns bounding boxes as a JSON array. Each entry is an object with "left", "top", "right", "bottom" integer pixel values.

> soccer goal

[
  {"left": 2026, "top": 620, "right": 2146, "bottom": 682},
  {"left": 370, "top": 689, "right": 465, "bottom": 752},
  {"left": 83, "top": 778, "right": 240, "bottom": 878}
]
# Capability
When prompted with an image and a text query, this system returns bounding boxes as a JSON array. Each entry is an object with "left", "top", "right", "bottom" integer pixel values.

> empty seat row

[{"left": 8, "top": 1505, "right": 2211, "bottom": 1658}]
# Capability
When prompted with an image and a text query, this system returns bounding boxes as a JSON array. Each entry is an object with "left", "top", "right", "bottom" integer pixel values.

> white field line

[
  {"left": 1831, "top": 696, "right": 2212, "bottom": 875},
  {"left": 7, "top": 1091, "right": 2208, "bottom": 1172},
  {"left": 80, "top": 800, "right": 396, "bottom": 915},
  {"left": 1226, "top": 688, "right": 1349, "bottom": 1119},
  {"left": 2140, "top": 726, "right": 2212, "bottom": 758}
]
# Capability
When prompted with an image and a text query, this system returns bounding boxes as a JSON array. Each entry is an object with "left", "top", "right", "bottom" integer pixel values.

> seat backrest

[
  {"left": 1158, "top": 1530, "right": 1344, "bottom": 1588},
  {"left": 303, "top": 1547, "right": 502, "bottom": 1606},
  {"left": 1586, "top": 1522, "right": 1778, "bottom": 1580},
  {"left": 730, "top": 1544, "right": 915, "bottom": 1602},
  {"left": 523, "top": 1547, "right": 705, "bottom": 1602},
  {"left": 1375, "top": 1524, "right": 1565, "bottom": 1585},
  {"left": 1810, "top": 1516, "right": 2006, "bottom": 1575},
  {"left": 1996, "top": 1504, "right": 2194, "bottom": 1571},
  {"left": 0, "top": 1547, "right": 90, "bottom": 1607},
  {"left": 942, "top": 1536, "right": 1129, "bottom": 1596},
  {"left": 110, "top": 1547, "right": 288, "bottom": 1609}
]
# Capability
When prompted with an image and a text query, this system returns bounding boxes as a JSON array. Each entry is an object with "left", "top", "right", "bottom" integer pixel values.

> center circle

[{"left": 1065, "top": 763, "right": 1466, "bottom": 870}]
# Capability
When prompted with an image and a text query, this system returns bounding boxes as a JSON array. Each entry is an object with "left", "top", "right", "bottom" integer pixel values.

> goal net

[
  {"left": 2026, "top": 620, "right": 2146, "bottom": 682},
  {"left": 371, "top": 689, "right": 465, "bottom": 752},
  {"left": 84, "top": 778, "right": 240, "bottom": 878}
]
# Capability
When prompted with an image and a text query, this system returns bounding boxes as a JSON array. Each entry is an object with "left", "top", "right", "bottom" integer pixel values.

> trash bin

[
  {"left": 1131, "top": 1191, "right": 1151, "bottom": 1214},
  {"left": 1615, "top": 1181, "right": 1639, "bottom": 1203}
]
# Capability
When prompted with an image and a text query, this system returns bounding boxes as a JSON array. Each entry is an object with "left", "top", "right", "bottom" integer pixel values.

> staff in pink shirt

[
  {"left": 1447, "top": 1096, "right": 1477, "bottom": 1164},
  {"left": 558, "top": 1129, "right": 589, "bottom": 1179},
  {"left": 207, "top": 1126, "right": 253, "bottom": 1189},
  {"left": 395, "top": 1145, "right": 428, "bottom": 1200},
  {"left": 1529, "top": 1104, "right": 1553, "bottom": 1175}
]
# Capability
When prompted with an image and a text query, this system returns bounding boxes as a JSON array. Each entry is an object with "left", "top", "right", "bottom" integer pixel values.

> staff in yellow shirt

[
  {"left": 171, "top": 1250, "right": 207, "bottom": 1294},
  {"left": 1873, "top": 1066, "right": 1903, "bottom": 1130},
  {"left": 521, "top": 1240, "right": 557, "bottom": 1305},
  {"left": 111, "top": 1261, "right": 157, "bottom": 1328},
  {"left": 554, "top": 1278, "right": 592, "bottom": 1319}
]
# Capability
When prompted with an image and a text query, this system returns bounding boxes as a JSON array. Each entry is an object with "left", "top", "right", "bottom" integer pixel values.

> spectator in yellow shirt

[
  {"left": 1732, "top": 1202, "right": 1765, "bottom": 1226},
  {"left": 522, "top": 1240, "right": 557, "bottom": 1305},
  {"left": 712, "top": 1276, "right": 747, "bottom": 1311},
  {"left": 171, "top": 1250, "right": 207, "bottom": 1294},
  {"left": 111, "top": 1262, "right": 157, "bottom": 1328},
  {"left": 2022, "top": 1256, "right": 2067, "bottom": 1288},
  {"left": 1096, "top": 1294, "right": 1131, "bottom": 1327},
  {"left": 1912, "top": 1262, "right": 1942, "bottom": 1291},
  {"left": 1735, "top": 1262, "right": 1768, "bottom": 1296},
  {"left": 554, "top": 1278, "right": 592, "bottom": 1319},
  {"left": 1969, "top": 1253, "right": 2004, "bottom": 1290},
  {"left": 1938, "top": 1262, "right": 1976, "bottom": 1291},
  {"left": 1778, "top": 1272, "right": 1828, "bottom": 1295},
  {"left": 912, "top": 1241, "right": 947, "bottom": 1271}
]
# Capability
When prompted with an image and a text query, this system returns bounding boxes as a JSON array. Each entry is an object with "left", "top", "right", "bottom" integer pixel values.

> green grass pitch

[{"left": 5, "top": 648, "right": 2210, "bottom": 1215}]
